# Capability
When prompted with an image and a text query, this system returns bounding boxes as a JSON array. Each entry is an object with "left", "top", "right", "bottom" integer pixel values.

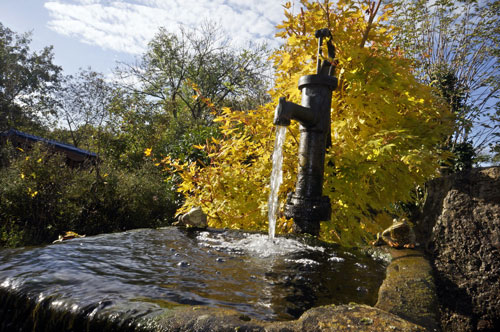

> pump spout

[{"left": 273, "top": 97, "right": 316, "bottom": 127}]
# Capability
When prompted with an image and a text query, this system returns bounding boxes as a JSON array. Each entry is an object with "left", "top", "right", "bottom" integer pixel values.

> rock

[
  {"left": 152, "top": 304, "right": 427, "bottom": 332},
  {"left": 372, "top": 218, "right": 416, "bottom": 248},
  {"left": 415, "top": 167, "right": 500, "bottom": 332},
  {"left": 375, "top": 248, "right": 439, "bottom": 331},
  {"left": 176, "top": 207, "right": 208, "bottom": 229}
]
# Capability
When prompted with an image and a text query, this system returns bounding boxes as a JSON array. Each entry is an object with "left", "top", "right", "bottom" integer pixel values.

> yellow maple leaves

[{"left": 165, "top": 0, "right": 454, "bottom": 245}]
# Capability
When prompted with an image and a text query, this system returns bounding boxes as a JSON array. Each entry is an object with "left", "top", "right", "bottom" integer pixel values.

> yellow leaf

[{"left": 167, "top": 0, "right": 454, "bottom": 246}]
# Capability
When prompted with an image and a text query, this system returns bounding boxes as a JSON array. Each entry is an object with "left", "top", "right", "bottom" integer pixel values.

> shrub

[{"left": 0, "top": 143, "right": 178, "bottom": 247}]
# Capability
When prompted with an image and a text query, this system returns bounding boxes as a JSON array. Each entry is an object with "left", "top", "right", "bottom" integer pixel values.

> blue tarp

[{"left": 1, "top": 129, "right": 97, "bottom": 158}]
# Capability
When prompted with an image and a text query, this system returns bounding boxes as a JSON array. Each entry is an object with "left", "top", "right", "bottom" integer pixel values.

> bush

[{"left": 0, "top": 143, "right": 178, "bottom": 247}]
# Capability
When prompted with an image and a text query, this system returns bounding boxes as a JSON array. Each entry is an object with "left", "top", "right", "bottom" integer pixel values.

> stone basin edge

[
  {"left": 0, "top": 244, "right": 438, "bottom": 332},
  {"left": 143, "top": 246, "right": 438, "bottom": 332}
]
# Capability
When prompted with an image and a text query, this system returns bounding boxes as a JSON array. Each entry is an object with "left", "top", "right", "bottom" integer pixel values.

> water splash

[
  {"left": 197, "top": 232, "right": 324, "bottom": 258},
  {"left": 268, "top": 125, "right": 287, "bottom": 240}
]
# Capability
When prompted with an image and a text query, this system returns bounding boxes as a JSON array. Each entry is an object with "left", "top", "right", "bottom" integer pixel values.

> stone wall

[{"left": 415, "top": 167, "right": 500, "bottom": 332}]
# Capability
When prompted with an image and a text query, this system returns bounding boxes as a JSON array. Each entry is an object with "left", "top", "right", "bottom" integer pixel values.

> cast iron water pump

[{"left": 273, "top": 29, "right": 338, "bottom": 235}]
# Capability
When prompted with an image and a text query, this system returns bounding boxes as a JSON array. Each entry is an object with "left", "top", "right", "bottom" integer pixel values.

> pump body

[{"left": 274, "top": 74, "right": 337, "bottom": 235}]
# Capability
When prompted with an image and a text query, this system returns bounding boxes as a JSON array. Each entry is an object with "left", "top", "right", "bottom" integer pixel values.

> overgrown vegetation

[
  {"left": 0, "top": 143, "right": 178, "bottom": 247},
  {"left": 0, "top": 0, "right": 497, "bottom": 248},
  {"left": 0, "top": 21, "right": 269, "bottom": 248}
]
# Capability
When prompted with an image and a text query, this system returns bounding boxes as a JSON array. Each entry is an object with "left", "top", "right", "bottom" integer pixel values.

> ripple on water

[{"left": 0, "top": 227, "right": 388, "bottom": 322}]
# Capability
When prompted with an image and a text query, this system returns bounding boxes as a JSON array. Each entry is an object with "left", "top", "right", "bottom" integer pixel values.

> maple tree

[{"left": 163, "top": 0, "right": 454, "bottom": 245}]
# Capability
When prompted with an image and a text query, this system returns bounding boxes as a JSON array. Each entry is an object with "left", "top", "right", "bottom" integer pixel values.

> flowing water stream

[
  {"left": 0, "top": 227, "right": 387, "bottom": 326},
  {"left": 268, "top": 125, "right": 287, "bottom": 240}
]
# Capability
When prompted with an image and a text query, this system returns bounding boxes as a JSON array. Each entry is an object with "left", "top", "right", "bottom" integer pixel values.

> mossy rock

[
  {"left": 375, "top": 248, "right": 439, "bottom": 331},
  {"left": 151, "top": 303, "right": 427, "bottom": 331}
]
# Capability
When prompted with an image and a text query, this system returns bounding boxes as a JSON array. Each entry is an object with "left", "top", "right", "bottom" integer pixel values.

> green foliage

[
  {"left": 490, "top": 144, "right": 500, "bottom": 165},
  {"left": 107, "top": 92, "right": 220, "bottom": 169},
  {"left": 0, "top": 22, "right": 61, "bottom": 132},
  {"left": 0, "top": 143, "right": 74, "bottom": 246},
  {"left": 0, "top": 143, "right": 177, "bottom": 248},
  {"left": 443, "top": 141, "right": 477, "bottom": 173},
  {"left": 162, "top": 120, "right": 220, "bottom": 165},
  {"left": 430, "top": 65, "right": 466, "bottom": 117},
  {"left": 0, "top": 22, "right": 271, "bottom": 248},
  {"left": 167, "top": 0, "right": 454, "bottom": 246}
]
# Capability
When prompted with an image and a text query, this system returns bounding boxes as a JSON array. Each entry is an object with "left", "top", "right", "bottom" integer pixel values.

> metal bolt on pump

[{"left": 273, "top": 28, "right": 338, "bottom": 235}]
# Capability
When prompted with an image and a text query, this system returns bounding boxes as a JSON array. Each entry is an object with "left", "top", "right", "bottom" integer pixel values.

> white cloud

[{"left": 44, "top": 0, "right": 288, "bottom": 55}]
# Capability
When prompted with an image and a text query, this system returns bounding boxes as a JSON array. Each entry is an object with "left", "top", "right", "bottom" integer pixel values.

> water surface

[{"left": 0, "top": 227, "right": 387, "bottom": 322}]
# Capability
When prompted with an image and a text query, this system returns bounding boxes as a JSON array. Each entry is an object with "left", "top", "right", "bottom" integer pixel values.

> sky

[{"left": 0, "top": 0, "right": 288, "bottom": 76}]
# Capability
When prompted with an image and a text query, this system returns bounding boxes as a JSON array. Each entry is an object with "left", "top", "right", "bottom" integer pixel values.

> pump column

[{"left": 283, "top": 75, "right": 336, "bottom": 235}]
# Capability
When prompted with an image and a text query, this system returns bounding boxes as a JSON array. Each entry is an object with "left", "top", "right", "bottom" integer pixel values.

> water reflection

[{"left": 0, "top": 227, "right": 387, "bottom": 321}]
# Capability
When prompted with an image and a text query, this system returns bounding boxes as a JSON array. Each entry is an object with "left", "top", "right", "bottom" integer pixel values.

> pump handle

[{"left": 314, "top": 29, "right": 335, "bottom": 75}]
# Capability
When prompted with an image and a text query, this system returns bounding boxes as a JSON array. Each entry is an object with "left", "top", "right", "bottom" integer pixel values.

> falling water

[{"left": 268, "top": 125, "right": 287, "bottom": 240}]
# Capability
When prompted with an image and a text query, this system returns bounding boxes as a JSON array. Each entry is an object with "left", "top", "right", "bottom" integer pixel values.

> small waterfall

[{"left": 268, "top": 125, "right": 287, "bottom": 240}]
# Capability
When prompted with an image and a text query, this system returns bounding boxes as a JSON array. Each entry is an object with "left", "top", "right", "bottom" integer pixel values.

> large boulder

[{"left": 416, "top": 167, "right": 500, "bottom": 332}]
